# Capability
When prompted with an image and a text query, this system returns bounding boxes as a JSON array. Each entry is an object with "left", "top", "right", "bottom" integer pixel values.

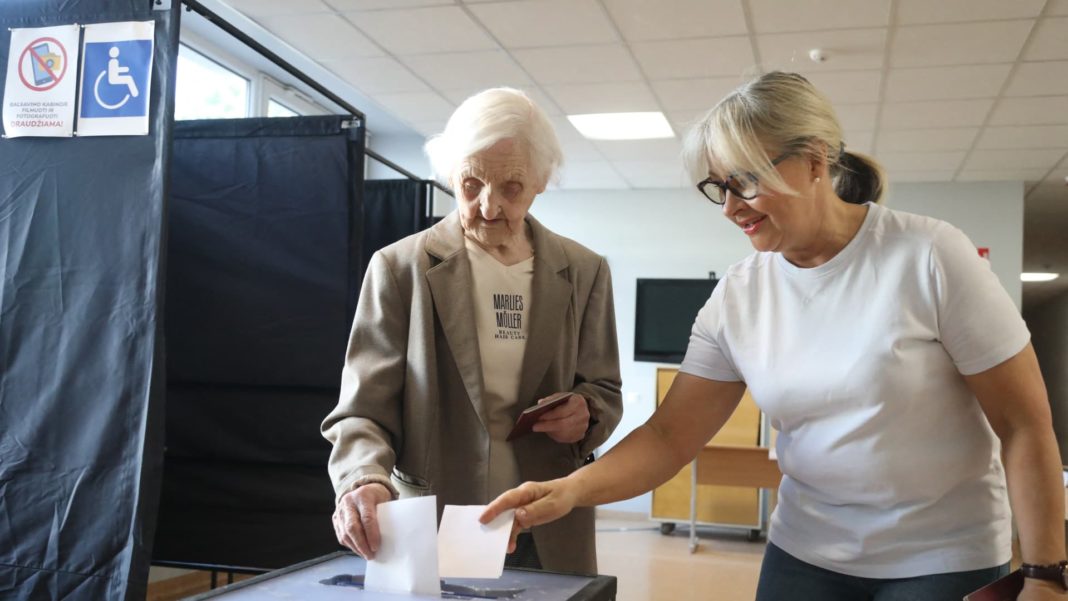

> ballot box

[{"left": 182, "top": 551, "right": 616, "bottom": 601}]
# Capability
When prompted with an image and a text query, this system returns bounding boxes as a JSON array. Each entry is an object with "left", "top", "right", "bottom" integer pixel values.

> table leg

[{"left": 689, "top": 458, "right": 698, "bottom": 553}]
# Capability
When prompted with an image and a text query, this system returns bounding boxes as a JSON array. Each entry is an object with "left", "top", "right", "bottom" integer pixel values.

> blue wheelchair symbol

[{"left": 80, "top": 40, "right": 151, "bottom": 119}]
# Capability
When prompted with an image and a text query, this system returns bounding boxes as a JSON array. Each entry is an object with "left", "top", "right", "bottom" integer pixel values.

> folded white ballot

[
  {"left": 364, "top": 496, "right": 441, "bottom": 596},
  {"left": 438, "top": 505, "right": 515, "bottom": 579}
]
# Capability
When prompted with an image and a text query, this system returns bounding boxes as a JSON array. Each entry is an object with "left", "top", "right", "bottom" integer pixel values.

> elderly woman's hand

[
  {"left": 531, "top": 393, "right": 590, "bottom": 443},
  {"left": 332, "top": 483, "right": 392, "bottom": 560}
]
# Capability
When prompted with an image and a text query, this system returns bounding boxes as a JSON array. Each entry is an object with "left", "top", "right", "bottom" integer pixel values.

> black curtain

[
  {"left": 362, "top": 178, "right": 431, "bottom": 275},
  {"left": 154, "top": 132, "right": 443, "bottom": 569},
  {"left": 0, "top": 2, "right": 179, "bottom": 600},
  {"left": 155, "top": 116, "right": 364, "bottom": 569}
]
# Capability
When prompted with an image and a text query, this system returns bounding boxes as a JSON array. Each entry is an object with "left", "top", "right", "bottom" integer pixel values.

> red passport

[{"left": 506, "top": 392, "right": 573, "bottom": 441}]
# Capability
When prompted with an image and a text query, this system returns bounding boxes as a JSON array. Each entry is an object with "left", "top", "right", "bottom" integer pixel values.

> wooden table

[{"left": 687, "top": 444, "right": 782, "bottom": 553}]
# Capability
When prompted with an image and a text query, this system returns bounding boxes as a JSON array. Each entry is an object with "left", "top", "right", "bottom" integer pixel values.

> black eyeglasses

[{"left": 696, "top": 152, "right": 794, "bottom": 205}]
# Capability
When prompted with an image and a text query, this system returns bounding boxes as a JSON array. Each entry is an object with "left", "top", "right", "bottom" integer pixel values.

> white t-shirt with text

[{"left": 466, "top": 238, "right": 533, "bottom": 499}]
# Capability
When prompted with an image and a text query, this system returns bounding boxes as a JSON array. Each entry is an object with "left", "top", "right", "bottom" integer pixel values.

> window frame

[{"left": 260, "top": 75, "right": 329, "bottom": 117}]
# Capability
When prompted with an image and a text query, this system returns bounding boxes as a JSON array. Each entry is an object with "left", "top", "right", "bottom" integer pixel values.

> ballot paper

[
  {"left": 363, "top": 496, "right": 441, "bottom": 596},
  {"left": 438, "top": 505, "right": 515, "bottom": 579}
]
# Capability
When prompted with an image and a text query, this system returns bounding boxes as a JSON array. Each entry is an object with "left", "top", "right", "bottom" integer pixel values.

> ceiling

[{"left": 214, "top": 0, "right": 1068, "bottom": 307}]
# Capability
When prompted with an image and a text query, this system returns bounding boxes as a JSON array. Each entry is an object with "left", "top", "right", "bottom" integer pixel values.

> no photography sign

[{"left": 3, "top": 24, "right": 79, "bottom": 137}]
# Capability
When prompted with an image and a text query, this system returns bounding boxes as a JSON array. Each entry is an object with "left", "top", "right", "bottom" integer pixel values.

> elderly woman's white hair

[{"left": 425, "top": 87, "right": 563, "bottom": 187}]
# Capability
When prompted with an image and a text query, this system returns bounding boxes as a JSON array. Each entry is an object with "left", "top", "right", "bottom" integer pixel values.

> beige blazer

[{"left": 322, "top": 211, "right": 623, "bottom": 574}]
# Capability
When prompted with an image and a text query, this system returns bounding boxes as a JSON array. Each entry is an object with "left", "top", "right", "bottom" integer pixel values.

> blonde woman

[{"left": 483, "top": 72, "right": 1065, "bottom": 600}]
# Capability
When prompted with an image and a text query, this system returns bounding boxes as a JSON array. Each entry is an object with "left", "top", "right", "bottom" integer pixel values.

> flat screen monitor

[{"left": 634, "top": 278, "right": 718, "bottom": 363}]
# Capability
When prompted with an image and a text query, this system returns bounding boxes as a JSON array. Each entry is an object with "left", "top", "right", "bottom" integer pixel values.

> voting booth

[
  {"left": 0, "top": 2, "right": 178, "bottom": 600},
  {"left": 183, "top": 552, "right": 617, "bottom": 601},
  {"left": 0, "top": 0, "right": 442, "bottom": 598}
]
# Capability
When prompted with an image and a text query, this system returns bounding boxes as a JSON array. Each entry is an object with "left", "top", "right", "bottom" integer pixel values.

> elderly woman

[
  {"left": 482, "top": 72, "right": 1066, "bottom": 601},
  {"left": 322, "top": 87, "right": 622, "bottom": 574}
]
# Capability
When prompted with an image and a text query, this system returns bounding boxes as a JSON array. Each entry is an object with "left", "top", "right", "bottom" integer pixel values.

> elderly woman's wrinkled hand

[
  {"left": 332, "top": 483, "right": 392, "bottom": 560},
  {"left": 531, "top": 393, "right": 590, "bottom": 443}
]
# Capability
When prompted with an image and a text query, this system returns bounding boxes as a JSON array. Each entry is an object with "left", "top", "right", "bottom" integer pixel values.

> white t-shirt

[
  {"left": 466, "top": 238, "right": 533, "bottom": 499},
  {"left": 680, "top": 202, "right": 1030, "bottom": 578}
]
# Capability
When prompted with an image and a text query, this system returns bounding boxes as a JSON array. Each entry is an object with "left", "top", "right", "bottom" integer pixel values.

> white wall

[
  {"left": 530, "top": 181, "right": 1024, "bottom": 514},
  {"left": 365, "top": 133, "right": 433, "bottom": 180},
  {"left": 885, "top": 182, "right": 1023, "bottom": 308}
]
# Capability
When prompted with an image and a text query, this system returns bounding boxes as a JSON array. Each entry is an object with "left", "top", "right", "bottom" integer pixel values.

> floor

[{"left": 595, "top": 512, "right": 766, "bottom": 601}]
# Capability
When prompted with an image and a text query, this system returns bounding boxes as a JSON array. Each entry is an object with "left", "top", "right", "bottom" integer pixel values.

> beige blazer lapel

[
  {"left": 514, "top": 215, "right": 572, "bottom": 418},
  {"left": 425, "top": 213, "right": 487, "bottom": 429}
]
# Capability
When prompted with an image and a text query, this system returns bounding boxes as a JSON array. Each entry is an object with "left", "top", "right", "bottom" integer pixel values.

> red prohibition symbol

[{"left": 18, "top": 36, "right": 69, "bottom": 92}]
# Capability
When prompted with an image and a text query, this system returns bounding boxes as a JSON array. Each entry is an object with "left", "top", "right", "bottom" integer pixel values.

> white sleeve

[
  {"left": 930, "top": 223, "right": 1030, "bottom": 375},
  {"left": 679, "top": 278, "right": 743, "bottom": 382}
]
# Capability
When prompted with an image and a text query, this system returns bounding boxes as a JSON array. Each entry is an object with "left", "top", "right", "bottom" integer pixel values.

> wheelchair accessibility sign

[{"left": 77, "top": 21, "right": 155, "bottom": 136}]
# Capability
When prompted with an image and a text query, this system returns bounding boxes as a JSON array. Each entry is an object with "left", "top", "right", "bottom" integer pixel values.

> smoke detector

[{"left": 809, "top": 48, "right": 827, "bottom": 63}]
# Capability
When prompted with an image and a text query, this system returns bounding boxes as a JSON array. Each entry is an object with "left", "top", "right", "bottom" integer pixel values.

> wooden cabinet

[{"left": 650, "top": 367, "right": 778, "bottom": 537}]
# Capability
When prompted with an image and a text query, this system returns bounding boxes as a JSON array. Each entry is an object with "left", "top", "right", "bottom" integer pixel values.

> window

[
  {"left": 175, "top": 41, "right": 331, "bottom": 120},
  {"left": 175, "top": 44, "right": 249, "bottom": 120},
  {"left": 267, "top": 100, "right": 298, "bottom": 118}
]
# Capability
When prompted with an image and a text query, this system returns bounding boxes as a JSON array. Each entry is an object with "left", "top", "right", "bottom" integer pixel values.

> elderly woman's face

[{"left": 453, "top": 138, "right": 543, "bottom": 249}]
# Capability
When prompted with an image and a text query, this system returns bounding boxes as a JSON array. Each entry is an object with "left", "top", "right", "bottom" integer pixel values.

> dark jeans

[
  {"left": 756, "top": 542, "right": 1009, "bottom": 601},
  {"left": 504, "top": 532, "right": 542, "bottom": 570}
]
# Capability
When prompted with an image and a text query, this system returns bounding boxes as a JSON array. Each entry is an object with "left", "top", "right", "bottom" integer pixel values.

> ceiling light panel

[{"left": 567, "top": 112, "right": 675, "bottom": 141}]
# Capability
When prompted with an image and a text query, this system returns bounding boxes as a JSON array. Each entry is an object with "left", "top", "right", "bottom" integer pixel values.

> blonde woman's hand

[
  {"left": 480, "top": 478, "right": 579, "bottom": 552},
  {"left": 1018, "top": 578, "right": 1068, "bottom": 600}
]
